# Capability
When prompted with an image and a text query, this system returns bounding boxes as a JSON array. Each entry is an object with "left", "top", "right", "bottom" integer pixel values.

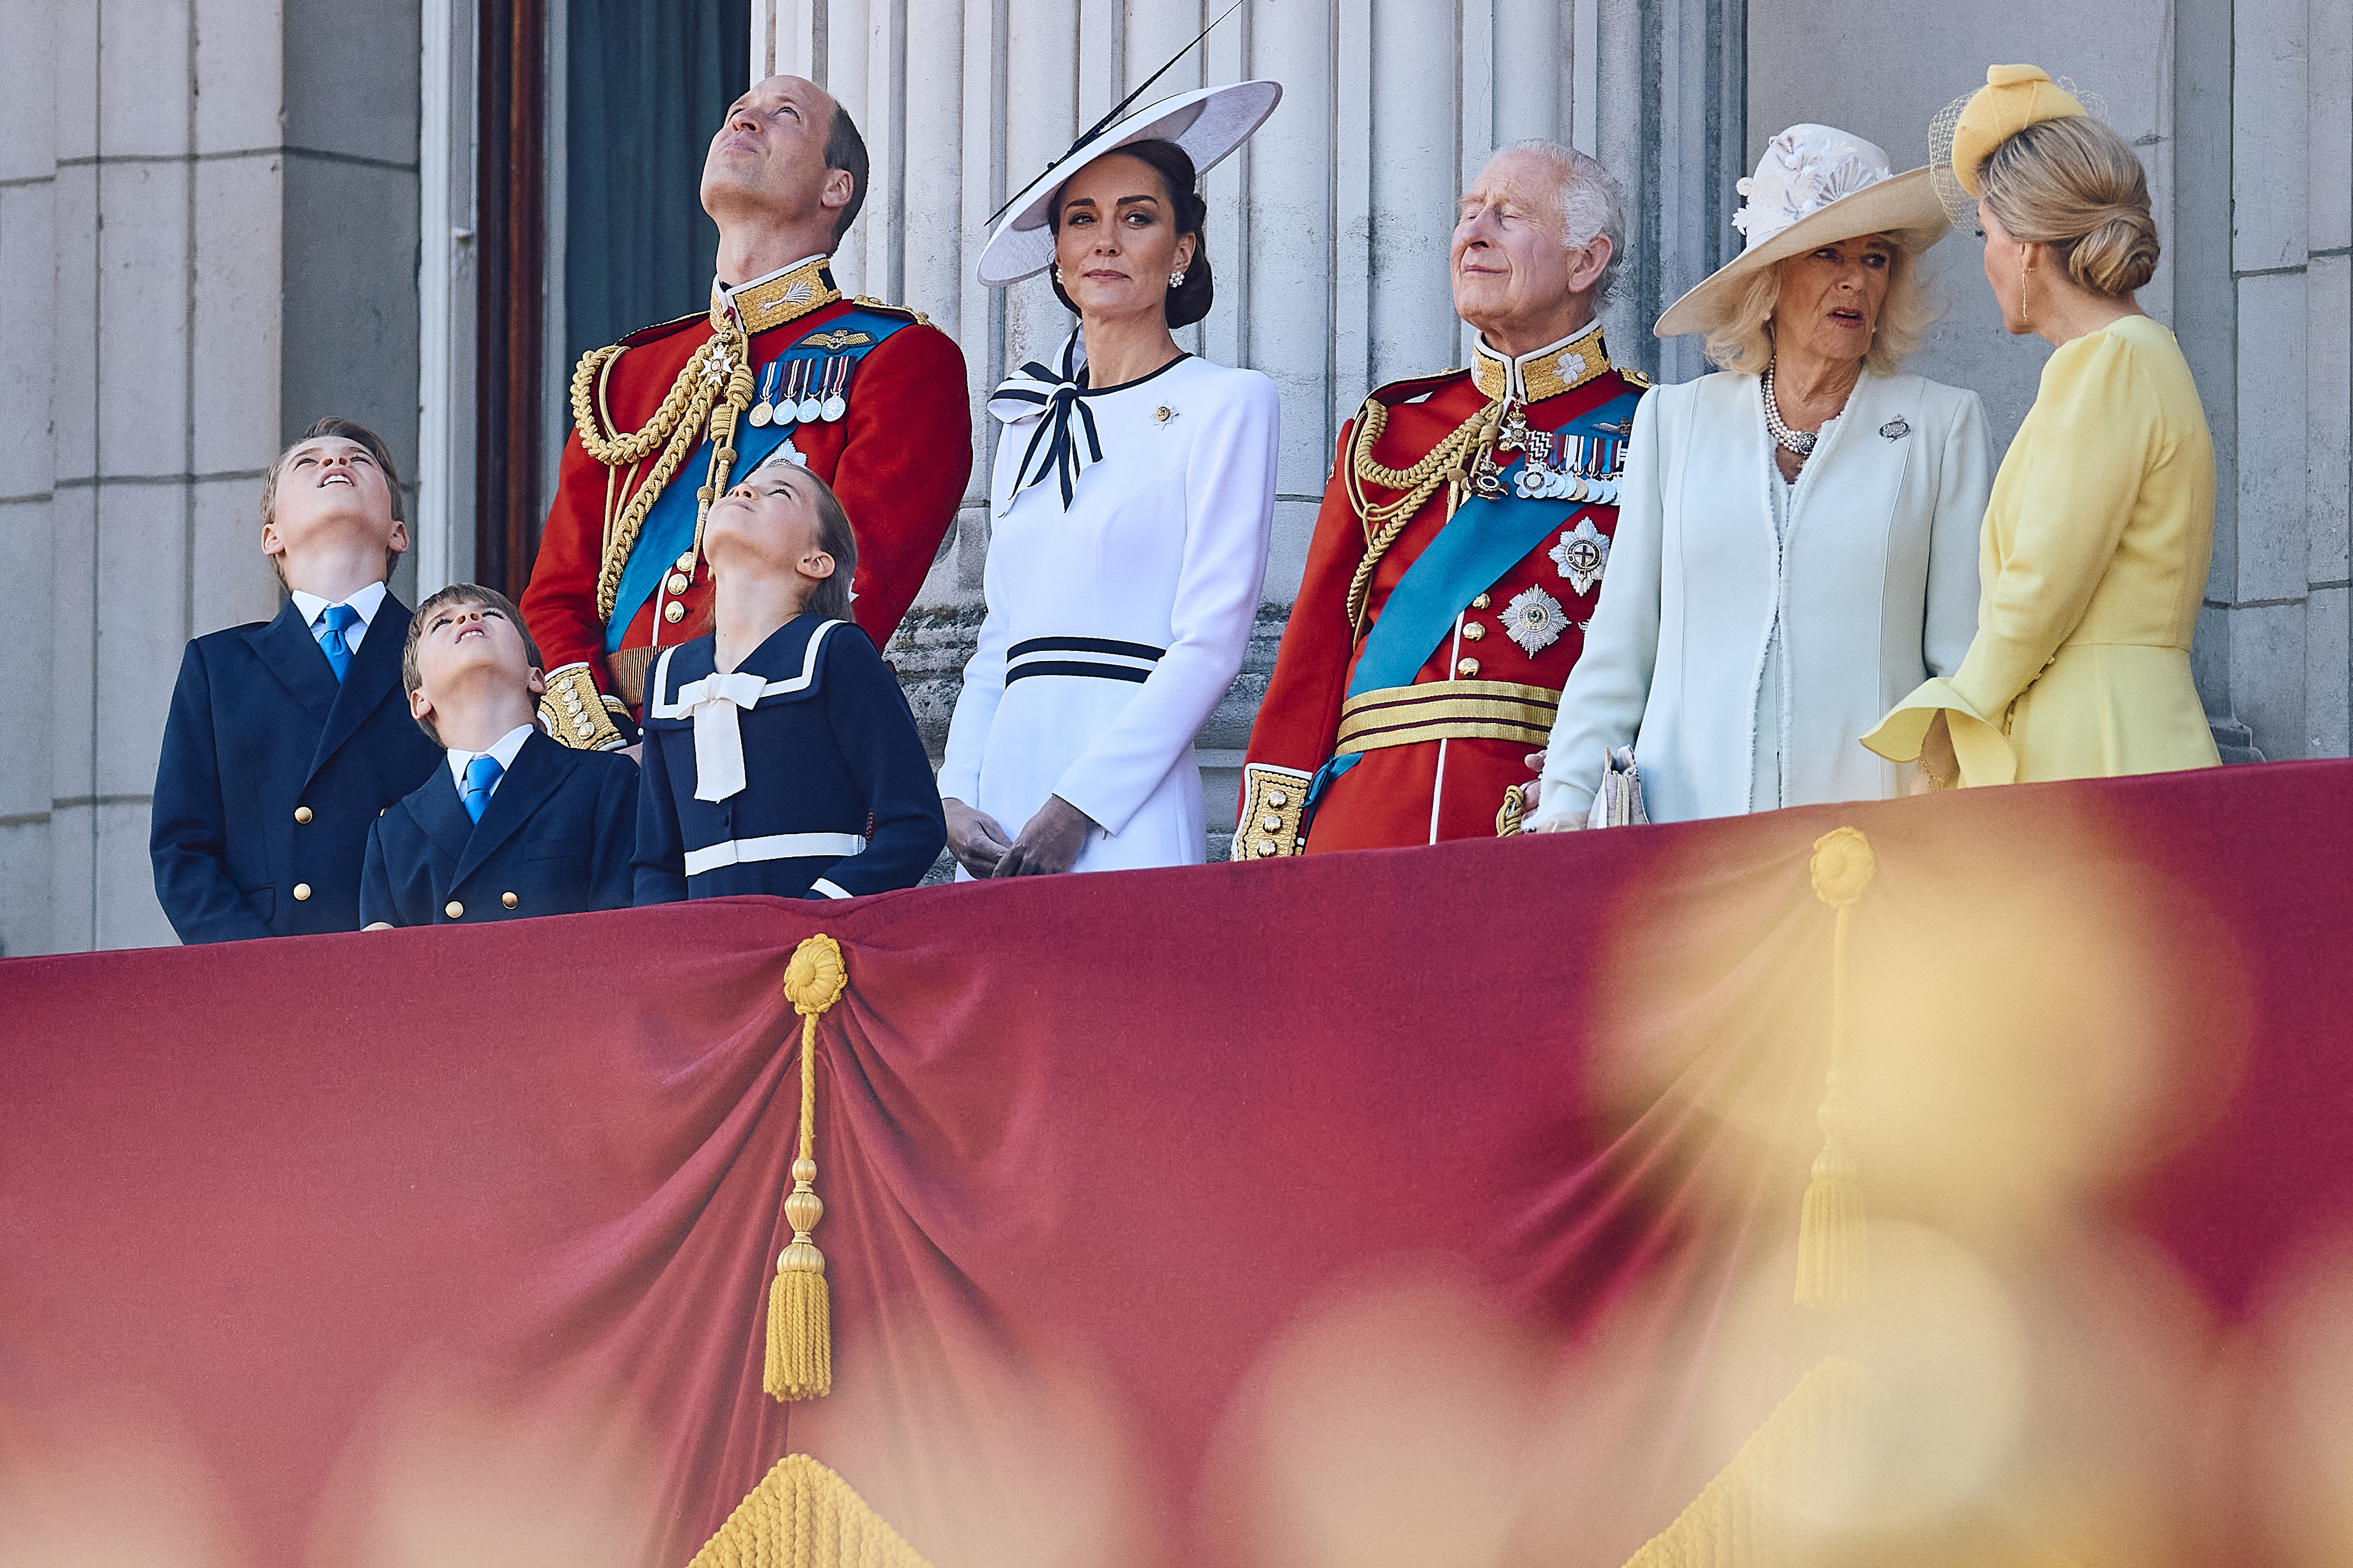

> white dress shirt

[
  {"left": 289, "top": 579, "right": 388, "bottom": 656},
  {"left": 443, "top": 723, "right": 535, "bottom": 802}
]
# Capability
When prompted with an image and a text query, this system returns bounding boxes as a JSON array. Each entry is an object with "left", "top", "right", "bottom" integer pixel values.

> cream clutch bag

[{"left": 1586, "top": 747, "right": 1650, "bottom": 829}]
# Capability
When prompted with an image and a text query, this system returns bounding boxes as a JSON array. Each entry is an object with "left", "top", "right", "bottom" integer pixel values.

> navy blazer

[
  {"left": 360, "top": 730, "right": 638, "bottom": 926},
  {"left": 634, "top": 615, "right": 946, "bottom": 902},
  {"left": 151, "top": 594, "right": 443, "bottom": 943}
]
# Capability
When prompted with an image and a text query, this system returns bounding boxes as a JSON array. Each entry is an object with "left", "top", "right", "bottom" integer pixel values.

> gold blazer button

[
  {"left": 502, "top": 892, "right": 519, "bottom": 909},
  {"left": 293, "top": 805, "right": 313, "bottom": 824},
  {"left": 663, "top": 602, "right": 686, "bottom": 623},
  {"left": 445, "top": 900, "right": 464, "bottom": 920},
  {"left": 1456, "top": 657, "right": 1480, "bottom": 677},
  {"left": 1461, "top": 622, "right": 1485, "bottom": 641},
  {"left": 292, "top": 883, "right": 312, "bottom": 901}
]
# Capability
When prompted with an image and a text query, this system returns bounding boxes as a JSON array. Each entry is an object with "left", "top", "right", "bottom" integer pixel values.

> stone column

[{"left": 0, "top": 0, "right": 420, "bottom": 955}]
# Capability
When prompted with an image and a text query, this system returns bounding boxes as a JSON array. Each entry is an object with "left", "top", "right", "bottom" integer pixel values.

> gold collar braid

[
  {"left": 714, "top": 256, "right": 840, "bottom": 337},
  {"left": 1469, "top": 325, "right": 1612, "bottom": 402}
]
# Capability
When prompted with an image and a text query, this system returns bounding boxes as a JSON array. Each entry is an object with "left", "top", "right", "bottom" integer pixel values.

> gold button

[
  {"left": 663, "top": 602, "right": 686, "bottom": 623},
  {"left": 1457, "top": 658, "right": 1480, "bottom": 677},
  {"left": 675, "top": 551, "right": 696, "bottom": 570},
  {"left": 1266, "top": 789, "right": 1289, "bottom": 809},
  {"left": 1261, "top": 813, "right": 1284, "bottom": 832},
  {"left": 1471, "top": 593, "right": 1491, "bottom": 609},
  {"left": 1461, "top": 622, "right": 1485, "bottom": 641},
  {"left": 666, "top": 573, "right": 691, "bottom": 594},
  {"left": 293, "top": 805, "right": 313, "bottom": 824},
  {"left": 292, "top": 883, "right": 312, "bottom": 902},
  {"left": 1154, "top": 405, "right": 1172, "bottom": 423},
  {"left": 1254, "top": 839, "right": 1280, "bottom": 857},
  {"left": 502, "top": 892, "right": 519, "bottom": 910},
  {"left": 445, "top": 901, "right": 464, "bottom": 920}
]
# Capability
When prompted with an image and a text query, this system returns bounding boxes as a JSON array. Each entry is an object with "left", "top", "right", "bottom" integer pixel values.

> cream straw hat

[{"left": 1654, "top": 124, "right": 1950, "bottom": 339}]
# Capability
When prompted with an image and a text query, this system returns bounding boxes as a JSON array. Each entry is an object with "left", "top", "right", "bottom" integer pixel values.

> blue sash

[
  {"left": 1307, "top": 388, "right": 1642, "bottom": 802},
  {"left": 604, "top": 308, "right": 909, "bottom": 651}
]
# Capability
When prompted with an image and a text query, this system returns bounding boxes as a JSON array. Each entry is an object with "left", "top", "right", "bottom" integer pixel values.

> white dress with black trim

[{"left": 940, "top": 339, "right": 1279, "bottom": 874}]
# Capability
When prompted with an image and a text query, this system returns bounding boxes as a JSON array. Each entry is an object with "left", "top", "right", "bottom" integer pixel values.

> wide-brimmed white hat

[
  {"left": 1654, "top": 124, "right": 1951, "bottom": 339},
  {"left": 976, "top": 80, "right": 1282, "bottom": 287}
]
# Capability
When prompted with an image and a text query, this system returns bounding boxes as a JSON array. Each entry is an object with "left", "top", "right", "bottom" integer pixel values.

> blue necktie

[
  {"left": 461, "top": 754, "right": 503, "bottom": 823},
  {"left": 317, "top": 603, "right": 360, "bottom": 683}
]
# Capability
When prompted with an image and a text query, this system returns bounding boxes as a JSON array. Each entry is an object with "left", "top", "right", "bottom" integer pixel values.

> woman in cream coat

[{"left": 1526, "top": 126, "right": 1990, "bottom": 826}]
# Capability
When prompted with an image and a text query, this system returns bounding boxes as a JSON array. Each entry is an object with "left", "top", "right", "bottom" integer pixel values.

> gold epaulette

[
  {"left": 1231, "top": 763, "right": 1314, "bottom": 860},
  {"left": 539, "top": 662, "right": 631, "bottom": 752},
  {"left": 852, "top": 294, "right": 931, "bottom": 328}
]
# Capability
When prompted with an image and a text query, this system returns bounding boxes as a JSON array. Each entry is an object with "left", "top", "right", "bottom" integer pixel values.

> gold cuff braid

[
  {"left": 1231, "top": 763, "right": 1314, "bottom": 860},
  {"left": 539, "top": 662, "right": 628, "bottom": 752}
]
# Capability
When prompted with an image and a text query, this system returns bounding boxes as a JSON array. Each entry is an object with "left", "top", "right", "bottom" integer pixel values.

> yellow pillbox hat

[{"left": 1951, "top": 65, "right": 2086, "bottom": 195}]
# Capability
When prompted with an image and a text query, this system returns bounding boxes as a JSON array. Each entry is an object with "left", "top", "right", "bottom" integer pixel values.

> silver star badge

[
  {"left": 1501, "top": 585, "right": 1569, "bottom": 656},
  {"left": 1549, "top": 517, "right": 1611, "bottom": 597}
]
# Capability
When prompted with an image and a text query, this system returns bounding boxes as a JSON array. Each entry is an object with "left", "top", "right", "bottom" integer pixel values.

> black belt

[{"left": 1005, "top": 636, "right": 1165, "bottom": 685}]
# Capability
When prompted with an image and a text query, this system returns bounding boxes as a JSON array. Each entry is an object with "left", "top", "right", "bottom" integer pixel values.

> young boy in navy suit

[
  {"left": 361, "top": 585, "right": 637, "bottom": 927},
  {"left": 151, "top": 418, "right": 443, "bottom": 941},
  {"left": 634, "top": 452, "right": 945, "bottom": 902}
]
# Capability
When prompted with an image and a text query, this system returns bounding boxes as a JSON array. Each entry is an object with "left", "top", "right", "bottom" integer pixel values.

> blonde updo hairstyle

[
  {"left": 1975, "top": 115, "right": 2159, "bottom": 298},
  {"left": 1699, "top": 238, "right": 1941, "bottom": 378}
]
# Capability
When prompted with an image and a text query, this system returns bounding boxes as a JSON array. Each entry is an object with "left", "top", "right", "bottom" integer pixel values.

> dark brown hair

[
  {"left": 261, "top": 416, "right": 406, "bottom": 586},
  {"left": 1048, "top": 138, "right": 1215, "bottom": 330},
  {"left": 401, "top": 584, "right": 542, "bottom": 746},
  {"left": 825, "top": 104, "right": 869, "bottom": 247}
]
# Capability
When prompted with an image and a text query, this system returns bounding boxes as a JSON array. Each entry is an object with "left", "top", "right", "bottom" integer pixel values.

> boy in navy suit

[
  {"left": 634, "top": 452, "right": 944, "bottom": 902},
  {"left": 361, "top": 584, "right": 637, "bottom": 927},
  {"left": 151, "top": 418, "right": 443, "bottom": 941}
]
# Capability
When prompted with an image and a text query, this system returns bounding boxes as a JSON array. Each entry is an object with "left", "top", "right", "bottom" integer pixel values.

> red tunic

[
  {"left": 1244, "top": 337, "right": 1643, "bottom": 853},
  {"left": 521, "top": 283, "right": 971, "bottom": 704}
]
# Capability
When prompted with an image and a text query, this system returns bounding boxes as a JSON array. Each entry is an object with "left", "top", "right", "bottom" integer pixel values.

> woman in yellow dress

[{"left": 1864, "top": 65, "right": 2221, "bottom": 789}]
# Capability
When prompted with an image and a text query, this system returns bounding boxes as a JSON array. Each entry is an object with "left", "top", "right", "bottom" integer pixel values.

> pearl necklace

[{"left": 1761, "top": 365, "right": 1828, "bottom": 457}]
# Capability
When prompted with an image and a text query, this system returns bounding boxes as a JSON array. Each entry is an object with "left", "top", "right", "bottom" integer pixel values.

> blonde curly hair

[{"left": 1700, "top": 238, "right": 1942, "bottom": 377}]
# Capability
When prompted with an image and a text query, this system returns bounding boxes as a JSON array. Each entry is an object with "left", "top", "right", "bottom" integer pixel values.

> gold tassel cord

[
  {"left": 1341, "top": 395, "right": 1505, "bottom": 634},
  {"left": 575, "top": 326, "right": 753, "bottom": 620},
  {"left": 1796, "top": 827, "right": 1875, "bottom": 1309},
  {"left": 769, "top": 934, "right": 850, "bottom": 1401}
]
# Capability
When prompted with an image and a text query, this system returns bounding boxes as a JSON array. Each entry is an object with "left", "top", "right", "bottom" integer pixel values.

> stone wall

[{"left": 0, "top": 0, "right": 422, "bottom": 957}]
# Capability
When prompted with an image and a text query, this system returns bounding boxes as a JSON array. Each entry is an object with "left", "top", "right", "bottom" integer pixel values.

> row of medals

[
  {"left": 1478, "top": 404, "right": 1627, "bottom": 506},
  {"left": 747, "top": 354, "right": 851, "bottom": 428}
]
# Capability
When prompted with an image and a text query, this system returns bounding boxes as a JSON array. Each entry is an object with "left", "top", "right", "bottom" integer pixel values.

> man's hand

[
  {"left": 943, "top": 798, "right": 1015, "bottom": 878},
  {"left": 1519, "top": 750, "right": 1590, "bottom": 832},
  {"left": 993, "top": 794, "right": 1096, "bottom": 877}
]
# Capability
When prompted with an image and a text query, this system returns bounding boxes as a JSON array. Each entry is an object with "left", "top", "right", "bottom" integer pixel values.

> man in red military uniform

[
  {"left": 1237, "top": 140, "right": 1646, "bottom": 855},
  {"left": 523, "top": 75, "right": 970, "bottom": 749}
]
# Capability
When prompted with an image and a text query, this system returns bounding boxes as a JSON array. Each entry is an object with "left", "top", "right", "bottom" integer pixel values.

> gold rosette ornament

[{"left": 769, "top": 934, "right": 850, "bottom": 1400}]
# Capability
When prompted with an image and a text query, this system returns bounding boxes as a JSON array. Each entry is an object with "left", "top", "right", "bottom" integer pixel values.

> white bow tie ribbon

[{"left": 675, "top": 671, "right": 770, "bottom": 802}]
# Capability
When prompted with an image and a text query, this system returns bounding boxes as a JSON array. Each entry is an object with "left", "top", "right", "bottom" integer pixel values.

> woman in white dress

[
  {"left": 941, "top": 82, "right": 1283, "bottom": 876},
  {"left": 1524, "top": 125, "right": 1992, "bottom": 827}
]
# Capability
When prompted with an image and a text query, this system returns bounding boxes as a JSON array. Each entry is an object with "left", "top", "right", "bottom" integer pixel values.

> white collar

[
  {"left": 713, "top": 254, "right": 831, "bottom": 307},
  {"left": 445, "top": 722, "right": 535, "bottom": 786},
  {"left": 289, "top": 579, "right": 388, "bottom": 627}
]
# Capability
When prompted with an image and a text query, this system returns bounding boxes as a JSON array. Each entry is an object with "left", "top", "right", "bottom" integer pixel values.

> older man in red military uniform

[
  {"left": 1237, "top": 139, "right": 1646, "bottom": 855},
  {"left": 522, "top": 75, "right": 970, "bottom": 750}
]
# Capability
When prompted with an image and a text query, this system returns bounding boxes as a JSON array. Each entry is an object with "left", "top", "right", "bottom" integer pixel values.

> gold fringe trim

[
  {"left": 1796, "top": 828, "right": 1875, "bottom": 1310},
  {"left": 689, "top": 1454, "right": 933, "bottom": 1568},
  {"left": 767, "top": 935, "right": 850, "bottom": 1401},
  {"left": 1621, "top": 1356, "right": 1878, "bottom": 1568}
]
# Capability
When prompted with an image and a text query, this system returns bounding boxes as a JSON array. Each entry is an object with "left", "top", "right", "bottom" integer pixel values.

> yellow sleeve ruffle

[{"left": 1861, "top": 679, "right": 2016, "bottom": 787}]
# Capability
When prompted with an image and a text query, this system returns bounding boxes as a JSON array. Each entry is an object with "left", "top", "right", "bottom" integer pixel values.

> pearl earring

[
  {"left": 1169, "top": 270, "right": 1186, "bottom": 288},
  {"left": 1054, "top": 266, "right": 1065, "bottom": 284}
]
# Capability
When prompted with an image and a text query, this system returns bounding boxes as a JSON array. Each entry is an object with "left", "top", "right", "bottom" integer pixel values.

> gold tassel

[
  {"left": 1797, "top": 828, "right": 1874, "bottom": 1309},
  {"left": 768, "top": 934, "right": 849, "bottom": 1401}
]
